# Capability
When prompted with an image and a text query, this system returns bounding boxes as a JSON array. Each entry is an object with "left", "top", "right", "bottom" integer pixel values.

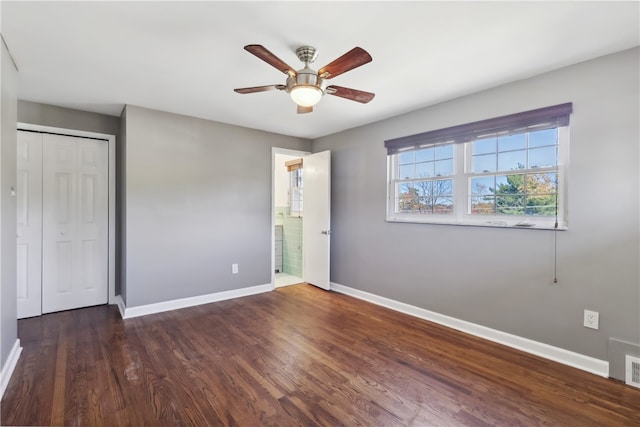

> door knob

[{"left": 321, "top": 230, "right": 332, "bottom": 235}]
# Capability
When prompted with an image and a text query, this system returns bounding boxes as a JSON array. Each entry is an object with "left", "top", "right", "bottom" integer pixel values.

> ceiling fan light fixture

[
  {"left": 235, "top": 44, "right": 374, "bottom": 114},
  {"left": 290, "top": 85, "right": 323, "bottom": 107}
]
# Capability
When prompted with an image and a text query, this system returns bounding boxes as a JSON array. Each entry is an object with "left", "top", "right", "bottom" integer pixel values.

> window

[
  {"left": 290, "top": 167, "right": 303, "bottom": 215},
  {"left": 394, "top": 144, "right": 455, "bottom": 214},
  {"left": 385, "top": 103, "right": 572, "bottom": 229},
  {"left": 285, "top": 158, "right": 303, "bottom": 216}
]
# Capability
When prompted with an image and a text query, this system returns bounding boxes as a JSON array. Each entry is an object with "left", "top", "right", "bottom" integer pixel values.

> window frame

[
  {"left": 289, "top": 167, "right": 303, "bottom": 216},
  {"left": 385, "top": 105, "right": 571, "bottom": 230}
]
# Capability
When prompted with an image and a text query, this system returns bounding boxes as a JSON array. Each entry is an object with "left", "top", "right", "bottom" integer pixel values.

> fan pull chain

[{"left": 553, "top": 173, "right": 559, "bottom": 284}]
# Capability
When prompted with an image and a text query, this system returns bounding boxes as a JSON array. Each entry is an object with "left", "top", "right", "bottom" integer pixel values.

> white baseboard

[
  {"left": 0, "top": 339, "right": 23, "bottom": 399},
  {"left": 118, "top": 283, "right": 273, "bottom": 319},
  {"left": 330, "top": 282, "right": 609, "bottom": 378}
]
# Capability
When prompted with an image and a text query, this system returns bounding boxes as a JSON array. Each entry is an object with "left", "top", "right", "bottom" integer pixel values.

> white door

[
  {"left": 16, "top": 131, "right": 43, "bottom": 319},
  {"left": 303, "top": 150, "right": 331, "bottom": 290},
  {"left": 42, "top": 133, "right": 108, "bottom": 313}
]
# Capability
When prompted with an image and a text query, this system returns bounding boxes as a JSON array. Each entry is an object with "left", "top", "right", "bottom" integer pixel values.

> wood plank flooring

[{"left": 2, "top": 284, "right": 639, "bottom": 426}]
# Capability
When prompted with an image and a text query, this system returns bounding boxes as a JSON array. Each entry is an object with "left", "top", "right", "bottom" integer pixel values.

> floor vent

[{"left": 625, "top": 355, "right": 640, "bottom": 388}]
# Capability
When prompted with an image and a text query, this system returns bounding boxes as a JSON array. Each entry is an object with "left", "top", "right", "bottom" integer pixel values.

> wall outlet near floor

[
  {"left": 232, "top": 263, "right": 238, "bottom": 274},
  {"left": 583, "top": 310, "right": 599, "bottom": 329}
]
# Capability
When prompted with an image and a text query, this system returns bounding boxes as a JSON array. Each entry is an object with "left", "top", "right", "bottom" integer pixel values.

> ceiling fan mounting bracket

[{"left": 295, "top": 46, "right": 318, "bottom": 64}]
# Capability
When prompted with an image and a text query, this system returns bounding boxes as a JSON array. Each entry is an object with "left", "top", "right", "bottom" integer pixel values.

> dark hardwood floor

[{"left": 2, "top": 284, "right": 639, "bottom": 426}]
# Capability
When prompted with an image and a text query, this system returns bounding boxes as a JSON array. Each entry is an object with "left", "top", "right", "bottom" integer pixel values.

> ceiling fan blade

[
  {"left": 297, "top": 105, "right": 313, "bottom": 114},
  {"left": 326, "top": 85, "right": 375, "bottom": 103},
  {"left": 318, "top": 47, "right": 372, "bottom": 79},
  {"left": 234, "top": 84, "right": 285, "bottom": 94},
  {"left": 244, "top": 45, "right": 297, "bottom": 76}
]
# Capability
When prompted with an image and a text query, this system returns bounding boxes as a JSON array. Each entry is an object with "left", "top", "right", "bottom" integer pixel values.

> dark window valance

[{"left": 384, "top": 102, "right": 573, "bottom": 155}]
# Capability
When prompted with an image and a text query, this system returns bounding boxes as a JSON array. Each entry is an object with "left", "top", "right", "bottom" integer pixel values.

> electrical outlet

[
  {"left": 232, "top": 263, "right": 238, "bottom": 274},
  {"left": 584, "top": 310, "right": 599, "bottom": 330}
]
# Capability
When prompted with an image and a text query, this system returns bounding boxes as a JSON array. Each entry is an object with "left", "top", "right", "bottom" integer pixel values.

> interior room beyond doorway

[{"left": 274, "top": 151, "right": 307, "bottom": 287}]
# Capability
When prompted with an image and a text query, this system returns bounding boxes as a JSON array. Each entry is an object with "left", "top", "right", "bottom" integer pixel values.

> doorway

[
  {"left": 273, "top": 149, "right": 309, "bottom": 287},
  {"left": 272, "top": 148, "right": 332, "bottom": 290},
  {"left": 16, "top": 125, "right": 116, "bottom": 318}
]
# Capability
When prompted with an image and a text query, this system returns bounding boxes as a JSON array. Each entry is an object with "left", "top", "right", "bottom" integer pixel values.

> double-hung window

[{"left": 386, "top": 103, "right": 572, "bottom": 229}]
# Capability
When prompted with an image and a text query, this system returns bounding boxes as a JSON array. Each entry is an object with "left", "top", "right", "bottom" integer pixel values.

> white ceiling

[{"left": 2, "top": 1, "right": 638, "bottom": 139}]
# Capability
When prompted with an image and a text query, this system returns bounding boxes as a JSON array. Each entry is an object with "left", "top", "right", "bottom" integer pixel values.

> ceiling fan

[{"left": 234, "top": 44, "right": 375, "bottom": 114}]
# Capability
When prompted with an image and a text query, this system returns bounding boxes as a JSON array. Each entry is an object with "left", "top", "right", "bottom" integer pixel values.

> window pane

[
  {"left": 526, "top": 173, "right": 558, "bottom": 216},
  {"left": 470, "top": 176, "right": 495, "bottom": 196},
  {"left": 529, "top": 128, "right": 557, "bottom": 148},
  {"left": 496, "top": 195, "right": 525, "bottom": 215},
  {"left": 470, "top": 196, "right": 495, "bottom": 215},
  {"left": 529, "top": 146, "right": 557, "bottom": 168},
  {"left": 498, "top": 150, "right": 526, "bottom": 171},
  {"left": 434, "top": 159, "right": 453, "bottom": 177},
  {"left": 529, "top": 172, "right": 557, "bottom": 193},
  {"left": 417, "top": 197, "right": 431, "bottom": 212},
  {"left": 415, "top": 161, "right": 433, "bottom": 178},
  {"left": 398, "top": 182, "right": 413, "bottom": 195},
  {"left": 397, "top": 198, "right": 413, "bottom": 212},
  {"left": 416, "top": 147, "right": 434, "bottom": 162},
  {"left": 414, "top": 180, "right": 432, "bottom": 197},
  {"left": 432, "top": 179, "right": 453, "bottom": 197},
  {"left": 432, "top": 197, "right": 454, "bottom": 214},
  {"left": 397, "top": 182, "right": 417, "bottom": 213},
  {"left": 498, "top": 134, "right": 526, "bottom": 151},
  {"left": 495, "top": 174, "right": 525, "bottom": 195},
  {"left": 397, "top": 197, "right": 430, "bottom": 213},
  {"left": 398, "top": 150, "right": 415, "bottom": 164},
  {"left": 473, "top": 138, "right": 497, "bottom": 155},
  {"left": 472, "top": 154, "right": 496, "bottom": 173},
  {"left": 525, "top": 196, "right": 556, "bottom": 216},
  {"left": 399, "top": 164, "right": 414, "bottom": 179},
  {"left": 435, "top": 144, "right": 454, "bottom": 160}
]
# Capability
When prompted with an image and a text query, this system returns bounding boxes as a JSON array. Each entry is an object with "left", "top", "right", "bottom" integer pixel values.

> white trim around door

[{"left": 17, "top": 123, "right": 117, "bottom": 307}]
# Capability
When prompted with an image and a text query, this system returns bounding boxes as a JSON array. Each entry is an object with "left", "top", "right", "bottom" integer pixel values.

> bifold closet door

[
  {"left": 42, "top": 133, "right": 108, "bottom": 313},
  {"left": 16, "top": 131, "right": 43, "bottom": 319}
]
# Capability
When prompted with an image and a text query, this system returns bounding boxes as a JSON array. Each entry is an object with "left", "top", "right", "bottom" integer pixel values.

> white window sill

[{"left": 386, "top": 216, "right": 567, "bottom": 231}]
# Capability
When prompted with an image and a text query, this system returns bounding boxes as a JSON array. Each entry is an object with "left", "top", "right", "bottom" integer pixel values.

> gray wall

[
  {"left": 0, "top": 35, "right": 18, "bottom": 370},
  {"left": 313, "top": 48, "right": 639, "bottom": 366},
  {"left": 18, "top": 100, "right": 120, "bottom": 137},
  {"left": 122, "top": 105, "right": 311, "bottom": 307}
]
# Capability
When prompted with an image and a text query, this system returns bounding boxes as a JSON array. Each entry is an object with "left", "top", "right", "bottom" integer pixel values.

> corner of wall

[
  {"left": 0, "top": 29, "right": 19, "bottom": 383},
  {"left": 117, "top": 105, "right": 127, "bottom": 303}
]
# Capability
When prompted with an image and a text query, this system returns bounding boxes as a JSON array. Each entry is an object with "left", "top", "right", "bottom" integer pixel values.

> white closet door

[
  {"left": 42, "top": 133, "right": 108, "bottom": 313},
  {"left": 16, "top": 131, "right": 43, "bottom": 319}
]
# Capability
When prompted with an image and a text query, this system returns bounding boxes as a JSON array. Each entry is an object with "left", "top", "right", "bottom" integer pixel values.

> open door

[{"left": 303, "top": 150, "right": 331, "bottom": 290}]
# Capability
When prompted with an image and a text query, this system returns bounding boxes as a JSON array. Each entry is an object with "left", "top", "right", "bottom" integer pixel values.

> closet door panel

[
  {"left": 16, "top": 131, "right": 43, "bottom": 319},
  {"left": 42, "top": 134, "right": 108, "bottom": 313}
]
